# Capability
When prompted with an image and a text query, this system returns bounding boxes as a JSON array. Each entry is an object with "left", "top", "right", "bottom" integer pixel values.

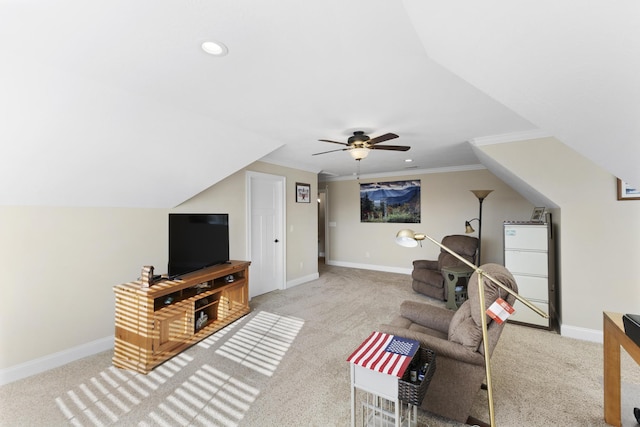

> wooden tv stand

[{"left": 113, "top": 260, "right": 250, "bottom": 374}]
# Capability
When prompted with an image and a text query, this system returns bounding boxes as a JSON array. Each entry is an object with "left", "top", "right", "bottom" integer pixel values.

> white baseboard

[
  {"left": 326, "top": 260, "right": 412, "bottom": 276},
  {"left": 0, "top": 335, "right": 114, "bottom": 386},
  {"left": 560, "top": 324, "right": 603, "bottom": 343},
  {"left": 286, "top": 272, "right": 320, "bottom": 289}
]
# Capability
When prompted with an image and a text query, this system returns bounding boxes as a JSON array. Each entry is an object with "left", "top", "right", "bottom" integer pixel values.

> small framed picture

[
  {"left": 296, "top": 182, "right": 311, "bottom": 203},
  {"left": 617, "top": 179, "right": 640, "bottom": 200},
  {"left": 531, "top": 207, "right": 547, "bottom": 222}
]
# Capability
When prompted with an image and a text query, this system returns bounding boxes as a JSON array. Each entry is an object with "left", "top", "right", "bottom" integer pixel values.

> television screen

[{"left": 168, "top": 213, "right": 229, "bottom": 278}]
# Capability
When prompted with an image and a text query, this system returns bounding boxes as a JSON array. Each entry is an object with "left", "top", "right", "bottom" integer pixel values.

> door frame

[
  {"left": 318, "top": 184, "right": 329, "bottom": 262},
  {"left": 245, "top": 171, "right": 286, "bottom": 294}
]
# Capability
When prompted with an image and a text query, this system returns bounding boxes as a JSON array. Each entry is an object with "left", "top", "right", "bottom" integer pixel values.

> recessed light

[
  {"left": 201, "top": 41, "right": 228, "bottom": 56},
  {"left": 404, "top": 158, "right": 413, "bottom": 163}
]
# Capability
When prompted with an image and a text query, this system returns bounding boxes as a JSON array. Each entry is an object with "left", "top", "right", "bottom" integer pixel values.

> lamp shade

[
  {"left": 349, "top": 147, "right": 369, "bottom": 160},
  {"left": 470, "top": 189, "right": 493, "bottom": 200},
  {"left": 465, "top": 221, "right": 475, "bottom": 233},
  {"left": 395, "top": 229, "right": 426, "bottom": 247}
]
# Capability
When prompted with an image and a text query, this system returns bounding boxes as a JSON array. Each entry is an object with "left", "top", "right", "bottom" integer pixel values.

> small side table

[
  {"left": 442, "top": 265, "right": 474, "bottom": 310},
  {"left": 348, "top": 332, "right": 421, "bottom": 427}
]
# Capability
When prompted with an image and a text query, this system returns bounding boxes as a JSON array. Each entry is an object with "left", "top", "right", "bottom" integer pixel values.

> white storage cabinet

[{"left": 503, "top": 221, "right": 556, "bottom": 329}]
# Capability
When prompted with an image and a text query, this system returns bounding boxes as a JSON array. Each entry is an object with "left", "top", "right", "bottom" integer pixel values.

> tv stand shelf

[{"left": 113, "top": 260, "right": 251, "bottom": 374}]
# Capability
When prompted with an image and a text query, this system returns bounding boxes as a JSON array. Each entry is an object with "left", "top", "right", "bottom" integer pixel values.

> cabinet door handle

[{"left": 274, "top": 239, "right": 279, "bottom": 243}]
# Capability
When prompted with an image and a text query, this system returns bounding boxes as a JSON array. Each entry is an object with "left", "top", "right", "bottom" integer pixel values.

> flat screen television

[{"left": 168, "top": 213, "right": 230, "bottom": 278}]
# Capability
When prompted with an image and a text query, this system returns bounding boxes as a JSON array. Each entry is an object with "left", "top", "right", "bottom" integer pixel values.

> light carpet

[{"left": 1, "top": 263, "right": 639, "bottom": 426}]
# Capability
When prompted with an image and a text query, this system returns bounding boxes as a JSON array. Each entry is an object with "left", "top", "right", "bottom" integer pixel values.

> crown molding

[
  {"left": 469, "top": 130, "right": 552, "bottom": 146},
  {"left": 319, "top": 164, "right": 486, "bottom": 182},
  {"left": 256, "top": 158, "right": 323, "bottom": 174}
]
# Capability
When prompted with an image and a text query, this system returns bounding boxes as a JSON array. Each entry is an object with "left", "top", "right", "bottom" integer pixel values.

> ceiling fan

[{"left": 313, "top": 131, "right": 410, "bottom": 160}]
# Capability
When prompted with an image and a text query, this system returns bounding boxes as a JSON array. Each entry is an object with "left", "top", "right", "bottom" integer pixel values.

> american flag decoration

[{"left": 347, "top": 331, "right": 420, "bottom": 378}]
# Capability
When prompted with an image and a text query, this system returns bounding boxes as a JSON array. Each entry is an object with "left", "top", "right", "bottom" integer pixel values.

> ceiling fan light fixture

[
  {"left": 348, "top": 131, "right": 370, "bottom": 145},
  {"left": 350, "top": 147, "right": 370, "bottom": 160},
  {"left": 314, "top": 131, "right": 407, "bottom": 160}
]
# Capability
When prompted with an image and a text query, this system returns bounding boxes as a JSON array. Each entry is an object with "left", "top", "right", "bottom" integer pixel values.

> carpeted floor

[{"left": 1, "top": 263, "right": 639, "bottom": 426}]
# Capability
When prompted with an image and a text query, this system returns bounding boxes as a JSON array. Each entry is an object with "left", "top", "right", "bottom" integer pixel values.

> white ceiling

[{"left": 1, "top": 1, "right": 638, "bottom": 208}]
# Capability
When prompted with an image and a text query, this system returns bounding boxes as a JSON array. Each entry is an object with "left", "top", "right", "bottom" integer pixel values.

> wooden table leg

[{"left": 603, "top": 315, "right": 622, "bottom": 426}]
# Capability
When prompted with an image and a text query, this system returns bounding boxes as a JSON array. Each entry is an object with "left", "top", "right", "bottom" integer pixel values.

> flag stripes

[{"left": 347, "top": 331, "right": 420, "bottom": 378}]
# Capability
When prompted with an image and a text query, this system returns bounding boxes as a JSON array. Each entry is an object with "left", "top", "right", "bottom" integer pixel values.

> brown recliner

[
  {"left": 411, "top": 234, "right": 478, "bottom": 300},
  {"left": 380, "top": 263, "right": 518, "bottom": 423}
]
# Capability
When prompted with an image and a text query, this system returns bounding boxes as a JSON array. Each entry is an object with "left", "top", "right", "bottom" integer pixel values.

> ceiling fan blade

[
  {"left": 319, "top": 139, "right": 349, "bottom": 146},
  {"left": 312, "top": 148, "right": 349, "bottom": 156},
  {"left": 369, "top": 145, "right": 411, "bottom": 152},
  {"left": 367, "top": 133, "right": 399, "bottom": 146}
]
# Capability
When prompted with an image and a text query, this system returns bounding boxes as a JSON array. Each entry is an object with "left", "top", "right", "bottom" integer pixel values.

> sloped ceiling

[
  {"left": 1, "top": 1, "right": 637, "bottom": 208},
  {"left": 403, "top": 0, "right": 640, "bottom": 187}
]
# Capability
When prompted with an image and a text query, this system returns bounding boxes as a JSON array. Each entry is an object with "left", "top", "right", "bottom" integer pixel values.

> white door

[{"left": 247, "top": 172, "right": 285, "bottom": 298}]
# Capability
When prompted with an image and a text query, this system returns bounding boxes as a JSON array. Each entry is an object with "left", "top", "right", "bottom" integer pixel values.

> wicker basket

[{"left": 397, "top": 347, "right": 436, "bottom": 406}]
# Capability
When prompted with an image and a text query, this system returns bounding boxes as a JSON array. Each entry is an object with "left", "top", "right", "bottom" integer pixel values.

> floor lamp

[
  {"left": 395, "top": 229, "right": 548, "bottom": 427},
  {"left": 465, "top": 190, "right": 493, "bottom": 266}
]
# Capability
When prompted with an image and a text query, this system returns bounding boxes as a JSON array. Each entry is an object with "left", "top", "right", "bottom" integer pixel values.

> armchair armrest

[
  {"left": 378, "top": 324, "right": 485, "bottom": 366},
  {"left": 400, "top": 300, "right": 454, "bottom": 334},
  {"left": 413, "top": 259, "right": 438, "bottom": 270}
]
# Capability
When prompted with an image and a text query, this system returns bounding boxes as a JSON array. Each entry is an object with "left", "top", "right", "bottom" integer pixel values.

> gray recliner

[
  {"left": 379, "top": 263, "right": 518, "bottom": 424},
  {"left": 411, "top": 234, "right": 478, "bottom": 300}
]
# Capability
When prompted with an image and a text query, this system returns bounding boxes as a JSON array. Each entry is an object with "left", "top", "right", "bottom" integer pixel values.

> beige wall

[
  {"left": 478, "top": 137, "right": 640, "bottom": 333},
  {"left": 0, "top": 161, "right": 317, "bottom": 372},
  {"left": 176, "top": 161, "right": 318, "bottom": 281},
  {"left": 324, "top": 169, "right": 535, "bottom": 270},
  {"left": 0, "top": 207, "right": 167, "bottom": 369}
]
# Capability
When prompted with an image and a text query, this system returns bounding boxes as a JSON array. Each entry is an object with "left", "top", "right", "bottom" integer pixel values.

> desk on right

[{"left": 603, "top": 311, "right": 640, "bottom": 426}]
